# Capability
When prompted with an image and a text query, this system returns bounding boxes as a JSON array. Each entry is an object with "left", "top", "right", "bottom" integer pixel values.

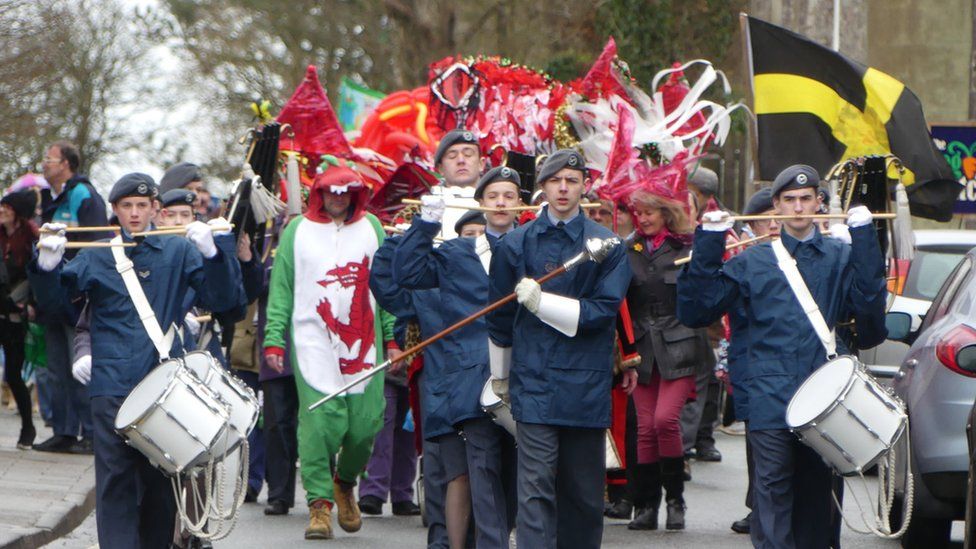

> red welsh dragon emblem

[{"left": 316, "top": 255, "right": 375, "bottom": 375}]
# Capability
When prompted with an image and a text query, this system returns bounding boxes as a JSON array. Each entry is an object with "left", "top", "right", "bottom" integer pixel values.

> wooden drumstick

[
  {"left": 131, "top": 223, "right": 235, "bottom": 238},
  {"left": 39, "top": 225, "right": 121, "bottom": 234},
  {"left": 731, "top": 213, "right": 897, "bottom": 222},
  {"left": 401, "top": 198, "right": 601, "bottom": 213},
  {"left": 382, "top": 225, "right": 445, "bottom": 242},
  {"left": 36, "top": 241, "right": 135, "bottom": 249},
  {"left": 674, "top": 234, "right": 774, "bottom": 266}
]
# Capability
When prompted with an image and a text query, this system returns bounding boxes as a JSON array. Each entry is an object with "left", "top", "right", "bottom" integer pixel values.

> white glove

[
  {"left": 185, "top": 221, "right": 217, "bottom": 258},
  {"left": 41, "top": 222, "right": 67, "bottom": 235},
  {"left": 72, "top": 355, "right": 92, "bottom": 385},
  {"left": 828, "top": 223, "right": 852, "bottom": 244},
  {"left": 847, "top": 205, "right": 872, "bottom": 228},
  {"left": 206, "top": 216, "right": 233, "bottom": 236},
  {"left": 515, "top": 278, "right": 541, "bottom": 313},
  {"left": 420, "top": 195, "right": 446, "bottom": 223},
  {"left": 184, "top": 313, "right": 201, "bottom": 337},
  {"left": 37, "top": 234, "right": 67, "bottom": 271},
  {"left": 491, "top": 377, "right": 510, "bottom": 405},
  {"left": 702, "top": 211, "right": 734, "bottom": 232}
]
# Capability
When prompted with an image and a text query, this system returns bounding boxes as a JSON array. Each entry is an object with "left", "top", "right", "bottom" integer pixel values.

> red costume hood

[{"left": 306, "top": 165, "right": 370, "bottom": 224}]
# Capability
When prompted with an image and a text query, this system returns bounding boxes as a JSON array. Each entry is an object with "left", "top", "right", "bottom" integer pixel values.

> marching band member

[
  {"left": 728, "top": 186, "right": 779, "bottom": 536},
  {"left": 677, "top": 165, "right": 887, "bottom": 549},
  {"left": 29, "top": 173, "right": 240, "bottom": 549},
  {"left": 262, "top": 160, "right": 394, "bottom": 540},
  {"left": 487, "top": 150, "right": 634, "bottom": 549},
  {"left": 394, "top": 166, "right": 523, "bottom": 549},
  {"left": 623, "top": 189, "right": 713, "bottom": 531}
]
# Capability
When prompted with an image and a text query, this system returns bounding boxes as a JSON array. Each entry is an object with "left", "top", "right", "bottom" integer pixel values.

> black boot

[
  {"left": 661, "top": 457, "right": 686, "bottom": 530},
  {"left": 627, "top": 463, "right": 661, "bottom": 530}
]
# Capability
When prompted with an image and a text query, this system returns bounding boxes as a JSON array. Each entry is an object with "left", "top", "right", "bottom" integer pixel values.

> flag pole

[
  {"left": 832, "top": 0, "right": 841, "bottom": 51},
  {"left": 740, "top": 13, "right": 760, "bottom": 190}
]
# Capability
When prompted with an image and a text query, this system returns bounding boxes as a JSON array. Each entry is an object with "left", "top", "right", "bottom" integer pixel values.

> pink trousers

[{"left": 632, "top": 369, "right": 696, "bottom": 463}]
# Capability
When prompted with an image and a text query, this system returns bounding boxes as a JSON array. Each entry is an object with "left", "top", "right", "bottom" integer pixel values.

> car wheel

[
  {"left": 900, "top": 515, "right": 951, "bottom": 548},
  {"left": 966, "top": 441, "right": 976, "bottom": 548}
]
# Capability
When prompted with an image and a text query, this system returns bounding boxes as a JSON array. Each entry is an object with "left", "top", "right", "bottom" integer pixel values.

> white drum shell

[
  {"left": 787, "top": 357, "right": 906, "bottom": 476},
  {"left": 183, "top": 352, "right": 259, "bottom": 454},
  {"left": 115, "top": 361, "right": 229, "bottom": 475},
  {"left": 480, "top": 380, "right": 517, "bottom": 437}
]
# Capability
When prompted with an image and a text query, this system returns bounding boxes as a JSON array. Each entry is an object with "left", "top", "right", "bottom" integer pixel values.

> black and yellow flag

[{"left": 745, "top": 15, "right": 961, "bottom": 221}]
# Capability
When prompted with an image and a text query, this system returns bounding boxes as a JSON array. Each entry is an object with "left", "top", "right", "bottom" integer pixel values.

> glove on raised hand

[
  {"left": 420, "top": 195, "right": 446, "bottom": 224},
  {"left": 846, "top": 205, "right": 873, "bottom": 228},
  {"left": 702, "top": 211, "right": 734, "bottom": 232},
  {"left": 185, "top": 221, "right": 217, "bottom": 258}
]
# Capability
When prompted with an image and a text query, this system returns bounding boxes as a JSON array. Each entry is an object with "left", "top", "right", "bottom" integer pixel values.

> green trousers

[{"left": 294, "top": 365, "right": 385, "bottom": 503}]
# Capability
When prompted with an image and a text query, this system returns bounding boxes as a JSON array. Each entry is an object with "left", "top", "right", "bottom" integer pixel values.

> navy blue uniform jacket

[
  {"left": 486, "top": 208, "right": 632, "bottom": 429},
  {"left": 677, "top": 225, "right": 887, "bottom": 430}
]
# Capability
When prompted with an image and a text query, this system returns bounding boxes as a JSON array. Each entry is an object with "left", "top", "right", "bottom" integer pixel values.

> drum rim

[
  {"left": 785, "top": 355, "right": 859, "bottom": 429},
  {"left": 115, "top": 360, "right": 184, "bottom": 430}
]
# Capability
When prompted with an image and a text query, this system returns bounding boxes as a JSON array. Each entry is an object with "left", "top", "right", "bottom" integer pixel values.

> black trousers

[
  {"left": 0, "top": 319, "right": 32, "bottom": 430},
  {"left": 92, "top": 396, "right": 175, "bottom": 549},
  {"left": 262, "top": 376, "right": 298, "bottom": 507}
]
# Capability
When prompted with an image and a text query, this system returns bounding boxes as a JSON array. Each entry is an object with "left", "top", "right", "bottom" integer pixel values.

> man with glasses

[{"left": 34, "top": 141, "right": 108, "bottom": 454}]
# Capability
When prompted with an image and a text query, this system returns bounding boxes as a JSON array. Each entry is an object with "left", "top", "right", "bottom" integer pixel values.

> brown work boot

[
  {"left": 333, "top": 478, "right": 362, "bottom": 533},
  {"left": 305, "top": 499, "right": 334, "bottom": 540}
]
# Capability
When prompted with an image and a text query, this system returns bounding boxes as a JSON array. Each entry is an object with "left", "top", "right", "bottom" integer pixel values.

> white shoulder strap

[
  {"left": 110, "top": 235, "right": 175, "bottom": 359},
  {"left": 771, "top": 239, "right": 837, "bottom": 359},
  {"left": 474, "top": 234, "right": 492, "bottom": 275}
]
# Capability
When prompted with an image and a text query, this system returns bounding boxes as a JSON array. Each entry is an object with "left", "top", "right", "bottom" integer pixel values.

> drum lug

[{"left": 904, "top": 358, "right": 918, "bottom": 370}]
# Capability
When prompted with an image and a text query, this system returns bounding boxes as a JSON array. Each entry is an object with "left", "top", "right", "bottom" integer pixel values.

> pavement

[
  {"left": 40, "top": 426, "right": 911, "bottom": 548},
  {"left": 0, "top": 407, "right": 95, "bottom": 549}
]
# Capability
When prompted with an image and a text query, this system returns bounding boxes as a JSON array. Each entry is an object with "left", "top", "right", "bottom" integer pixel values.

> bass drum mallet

[{"left": 308, "top": 236, "right": 622, "bottom": 411}]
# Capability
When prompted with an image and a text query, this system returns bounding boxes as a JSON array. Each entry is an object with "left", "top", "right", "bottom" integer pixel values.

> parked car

[
  {"left": 862, "top": 230, "right": 976, "bottom": 380},
  {"left": 886, "top": 246, "right": 976, "bottom": 547}
]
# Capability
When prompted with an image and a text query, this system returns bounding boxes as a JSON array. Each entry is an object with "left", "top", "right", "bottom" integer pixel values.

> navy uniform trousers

[
  {"left": 460, "top": 417, "right": 517, "bottom": 549},
  {"left": 92, "top": 396, "right": 175, "bottom": 549},
  {"left": 748, "top": 428, "right": 843, "bottom": 549},
  {"left": 516, "top": 423, "right": 605, "bottom": 549}
]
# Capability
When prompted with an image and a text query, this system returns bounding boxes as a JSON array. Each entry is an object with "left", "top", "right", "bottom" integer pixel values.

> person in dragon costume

[{"left": 263, "top": 156, "right": 394, "bottom": 541}]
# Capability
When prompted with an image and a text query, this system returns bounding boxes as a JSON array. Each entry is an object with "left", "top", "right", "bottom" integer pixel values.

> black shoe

[
  {"left": 358, "top": 495, "right": 383, "bottom": 515},
  {"left": 16, "top": 424, "right": 36, "bottom": 450},
  {"left": 731, "top": 512, "right": 751, "bottom": 534},
  {"left": 627, "top": 506, "right": 658, "bottom": 530},
  {"left": 68, "top": 437, "right": 94, "bottom": 455},
  {"left": 392, "top": 500, "right": 421, "bottom": 516},
  {"left": 695, "top": 446, "right": 722, "bottom": 462},
  {"left": 244, "top": 486, "right": 258, "bottom": 503},
  {"left": 665, "top": 498, "right": 686, "bottom": 530},
  {"left": 264, "top": 500, "right": 289, "bottom": 516},
  {"left": 33, "top": 435, "right": 76, "bottom": 453},
  {"left": 605, "top": 499, "right": 633, "bottom": 519}
]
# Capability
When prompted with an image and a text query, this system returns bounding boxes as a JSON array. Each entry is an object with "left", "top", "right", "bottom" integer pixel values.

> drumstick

[
  {"left": 39, "top": 226, "right": 121, "bottom": 234},
  {"left": 401, "top": 198, "right": 601, "bottom": 212},
  {"left": 192, "top": 314, "right": 212, "bottom": 323},
  {"left": 731, "top": 213, "right": 896, "bottom": 222},
  {"left": 131, "top": 224, "right": 235, "bottom": 237},
  {"left": 382, "top": 225, "right": 445, "bottom": 242},
  {"left": 36, "top": 241, "right": 136, "bottom": 249},
  {"left": 674, "top": 234, "right": 774, "bottom": 266}
]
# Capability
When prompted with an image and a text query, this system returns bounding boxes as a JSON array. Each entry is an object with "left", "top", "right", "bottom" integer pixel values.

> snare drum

[
  {"left": 480, "top": 379, "right": 516, "bottom": 437},
  {"left": 183, "top": 351, "right": 259, "bottom": 454},
  {"left": 115, "top": 359, "right": 230, "bottom": 475},
  {"left": 786, "top": 355, "right": 907, "bottom": 476}
]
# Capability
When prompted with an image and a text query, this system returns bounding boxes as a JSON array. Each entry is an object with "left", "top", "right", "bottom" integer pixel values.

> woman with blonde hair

[{"left": 622, "top": 189, "right": 713, "bottom": 531}]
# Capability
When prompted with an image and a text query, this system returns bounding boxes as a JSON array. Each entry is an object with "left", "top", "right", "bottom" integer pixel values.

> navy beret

[
  {"left": 474, "top": 166, "right": 521, "bottom": 200},
  {"left": 159, "top": 162, "right": 202, "bottom": 194},
  {"left": 434, "top": 129, "right": 479, "bottom": 166},
  {"left": 108, "top": 173, "right": 157, "bottom": 203},
  {"left": 161, "top": 188, "right": 197, "bottom": 208},
  {"left": 453, "top": 210, "right": 486, "bottom": 235},
  {"left": 771, "top": 164, "right": 820, "bottom": 197},
  {"left": 537, "top": 149, "right": 587, "bottom": 184},
  {"left": 743, "top": 187, "right": 774, "bottom": 216},
  {"left": 688, "top": 167, "right": 719, "bottom": 196}
]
